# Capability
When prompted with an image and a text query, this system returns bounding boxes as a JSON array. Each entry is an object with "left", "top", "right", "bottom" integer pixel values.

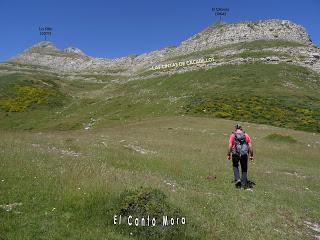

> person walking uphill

[{"left": 227, "top": 124, "right": 254, "bottom": 189}]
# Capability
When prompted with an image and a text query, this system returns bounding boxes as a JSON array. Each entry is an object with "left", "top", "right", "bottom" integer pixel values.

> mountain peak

[
  {"left": 25, "top": 41, "right": 60, "bottom": 54},
  {"left": 32, "top": 41, "right": 56, "bottom": 47},
  {"left": 63, "top": 47, "right": 86, "bottom": 56},
  {"left": 181, "top": 19, "right": 313, "bottom": 53}
]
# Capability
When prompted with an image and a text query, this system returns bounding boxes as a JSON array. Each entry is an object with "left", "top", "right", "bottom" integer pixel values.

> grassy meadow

[{"left": 0, "top": 117, "right": 320, "bottom": 239}]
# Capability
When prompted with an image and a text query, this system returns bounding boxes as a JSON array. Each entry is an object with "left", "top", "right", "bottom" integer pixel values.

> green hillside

[{"left": 0, "top": 62, "right": 319, "bottom": 133}]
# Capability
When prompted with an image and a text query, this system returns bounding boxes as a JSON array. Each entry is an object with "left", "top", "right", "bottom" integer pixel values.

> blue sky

[{"left": 0, "top": 0, "right": 319, "bottom": 61}]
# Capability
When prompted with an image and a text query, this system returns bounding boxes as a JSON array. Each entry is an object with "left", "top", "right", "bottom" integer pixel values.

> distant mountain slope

[
  {"left": 4, "top": 19, "right": 320, "bottom": 75},
  {"left": 0, "top": 19, "right": 320, "bottom": 133}
]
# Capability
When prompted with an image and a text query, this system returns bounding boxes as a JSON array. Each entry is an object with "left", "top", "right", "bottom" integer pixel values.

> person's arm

[
  {"left": 248, "top": 142, "right": 254, "bottom": 161},
  {"left": 227, "top": 134, "right": 234, "bottom": 160},
  {"left": 227, "top": 142, "right": 233, "bottom": 160},
  {"left": 246, "top": 133, "right": 254, "bottom": 161}
]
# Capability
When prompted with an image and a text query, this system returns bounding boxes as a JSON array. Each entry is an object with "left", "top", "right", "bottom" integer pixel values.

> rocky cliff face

[
  {"left": 4, "top": 19, "right": 320, "bottom": 76},
  {"left": 177, "top": 20, "right": 313, "bottom": 53}
]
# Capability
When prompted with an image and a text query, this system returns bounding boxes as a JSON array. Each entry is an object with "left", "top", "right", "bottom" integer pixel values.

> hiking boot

[
  {"left": 241, "top": 183, "right": 248, "bottom": 189},
  {"left": 241, "top": 172, "right": 248, "bottom": 188},
  {"left": 235, "top": 180, "right": 241, "bottom": 189}
]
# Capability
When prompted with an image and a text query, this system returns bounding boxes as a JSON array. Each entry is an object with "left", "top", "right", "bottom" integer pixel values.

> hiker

[{"left": 227, "top": 124, "right": 254, "bottom": 188}]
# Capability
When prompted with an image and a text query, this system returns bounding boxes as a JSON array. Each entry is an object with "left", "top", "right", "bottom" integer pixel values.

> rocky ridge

[{"left": 3, "top": 19, "right": 320, "bottom": 77}]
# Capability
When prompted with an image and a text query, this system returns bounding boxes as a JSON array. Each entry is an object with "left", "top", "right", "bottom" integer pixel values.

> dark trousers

[{"left": 232, "top": 154, "right": 248, "bottom": 185}]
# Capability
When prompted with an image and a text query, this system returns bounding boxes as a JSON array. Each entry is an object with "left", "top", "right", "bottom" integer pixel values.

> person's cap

[{"left": 235, "top": 123, "right": 242, "bottom": 129}]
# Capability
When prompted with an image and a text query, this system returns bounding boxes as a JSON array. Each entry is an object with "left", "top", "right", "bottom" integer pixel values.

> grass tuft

[{"left": 265, "top": 133, "right": 297, "bottom": 143}]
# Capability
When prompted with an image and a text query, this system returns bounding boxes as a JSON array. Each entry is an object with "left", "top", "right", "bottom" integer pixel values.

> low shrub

[
  {"left": 113, "top": 187, "right": 194, "bottom": 239},
  {"left": 183, "top": 95, "right": 320, "bottom": 133},
  {"left": 0, "top": 85, "right": 62, "bottom": 112}
]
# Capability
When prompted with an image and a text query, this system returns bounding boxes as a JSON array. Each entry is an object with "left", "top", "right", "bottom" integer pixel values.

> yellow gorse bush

[{"left": 0, "top": 85, "right": 58, "bottom": 112}]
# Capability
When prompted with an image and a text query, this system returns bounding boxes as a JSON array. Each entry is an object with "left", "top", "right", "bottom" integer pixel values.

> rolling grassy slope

[
  {"left": 0, "top": 117, "right": 319, "bottom": 239},
  {"left": 1, "top": 62, "right": 319, "bottom": 133}
]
